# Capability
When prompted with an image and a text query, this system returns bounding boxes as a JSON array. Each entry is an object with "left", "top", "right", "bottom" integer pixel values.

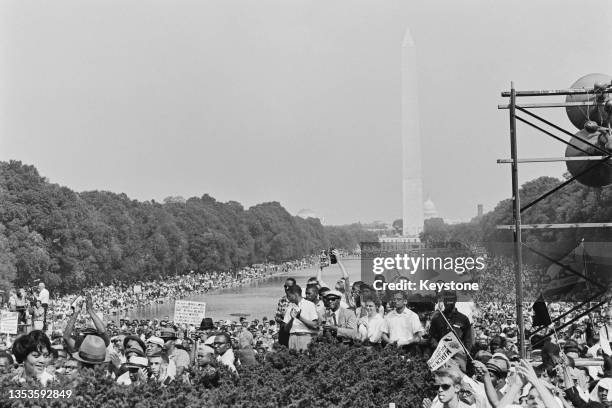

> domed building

[
  {"left": 297, "top": 209, "right": 321, "bottom": 221},
  {"left": 423, "top": 198, "right": 438, "bottom": 220}
]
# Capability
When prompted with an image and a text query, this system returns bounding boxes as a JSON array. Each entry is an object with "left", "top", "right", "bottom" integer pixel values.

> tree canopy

[
  {"left": 421, "top": 174, "right": 612, "bottom": 257},
  {"left": 0, "top": 161, "right": 373, "bottom": 295}
]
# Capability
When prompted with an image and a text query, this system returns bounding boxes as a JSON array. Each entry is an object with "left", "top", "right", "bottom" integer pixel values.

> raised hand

[
  {"left": 472, "top": 360, "right": 488, "bottom": 377},
  {"left": 517, "top": 359, "right": 539, "bottom": 385},
  {"left": 110, "top": 351, "right": 122, "bottom": 369},
  {"left": 138, "top": 367, "right": 148, "bottom": 382}
]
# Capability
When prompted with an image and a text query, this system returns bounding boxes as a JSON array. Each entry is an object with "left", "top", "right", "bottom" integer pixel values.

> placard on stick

[
  {"left": 0, "top": 311, "right": 18, "bottom": 334},
  {"left": 427, "top": 331, "right": 463, "bottom": 371},
  {"left": 174, "top": 300, "right": 207, "bottom": 326}
]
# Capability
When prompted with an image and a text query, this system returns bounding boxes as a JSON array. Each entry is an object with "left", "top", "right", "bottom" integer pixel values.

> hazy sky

[{"left": 1, "top": 0, "right": 611, "bottom": 225}]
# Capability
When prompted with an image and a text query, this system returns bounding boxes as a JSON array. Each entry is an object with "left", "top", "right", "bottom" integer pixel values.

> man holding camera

[
  {"left": 321, "top": 290, "right": 358, "bottom": 343},
  {"left": 37, "top": 283, "right": 50, "bottom": 331}
]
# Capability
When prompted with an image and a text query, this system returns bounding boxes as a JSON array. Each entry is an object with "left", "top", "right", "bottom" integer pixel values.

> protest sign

[
  {"left": 174, "top": 300, "right": 207, "bottom": 326},
  {"left": 133, "top": 285, "right": 142, "bottom": 294},
  {"left": 427, "top": 331, "right": 463, "bottom": 371},
  {"left": 0, "top": 311, "right": 18, "bottom": 334}
]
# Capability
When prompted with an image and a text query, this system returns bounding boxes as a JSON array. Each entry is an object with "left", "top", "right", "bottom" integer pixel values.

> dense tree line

[
  {"left": 0, "top": 161, "right": 375, "bottom": 296},
  {"left": 421, "top": 174, "right": 612, "bottom": 258}
]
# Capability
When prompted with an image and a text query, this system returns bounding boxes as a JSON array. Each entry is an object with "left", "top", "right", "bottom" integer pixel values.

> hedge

[{"left": 2, "top": 340, "right": 435, "bottom": 408}]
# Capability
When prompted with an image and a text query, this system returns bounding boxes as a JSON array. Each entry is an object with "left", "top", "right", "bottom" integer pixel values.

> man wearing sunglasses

[
  {"left": 209, "top": 333, "right": 237, "bottom": 373},
  {"left": 423, "top": 368, "right": 471, "bottom": 408}
]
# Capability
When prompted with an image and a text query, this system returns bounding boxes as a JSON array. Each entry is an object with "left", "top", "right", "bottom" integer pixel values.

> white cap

[
  {"left": 324, "top": 290, "right": 343, "bottom": 299},
  {"left": 146, "top": 336, "right": 165, "bottom": 348}
]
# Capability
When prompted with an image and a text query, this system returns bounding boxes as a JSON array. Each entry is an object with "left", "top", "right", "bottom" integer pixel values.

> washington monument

[{"left": 401, "top": 28, "right": 424, "bottom": 238}]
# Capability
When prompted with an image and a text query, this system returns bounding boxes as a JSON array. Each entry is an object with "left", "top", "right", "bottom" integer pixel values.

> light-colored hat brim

[{"left": 71, "top": 351, "right": 110, "bottom": 364}]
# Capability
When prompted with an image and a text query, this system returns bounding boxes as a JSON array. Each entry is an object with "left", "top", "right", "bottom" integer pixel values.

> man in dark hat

[
  {"left": 200, "top": 317, "right": 215, "bottom": 331},
  {"left": 472, "top": 355, "right": 509, "bottom": 402}
]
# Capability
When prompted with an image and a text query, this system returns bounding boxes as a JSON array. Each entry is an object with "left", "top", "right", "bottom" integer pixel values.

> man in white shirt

[
  {"left": 37, "top": 283, "right": 50, "bottom": 330},
  {"left": 382, "top": 291, "right": 424, "bottom": 349},
  {"left": 305, "top": 284, "right": 325, "bottom": 318},
  {"left": 283, "top": 285, "right": 319, "bottom": 351}
]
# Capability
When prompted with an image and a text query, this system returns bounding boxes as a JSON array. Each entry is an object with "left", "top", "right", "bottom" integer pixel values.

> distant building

[
  {"left": 445, "top": 218, "right": 470, "bottom": 225},
  {"left": 379, "top": 235, "right": 420, "bottom": 244},
  {"left": 423, "top": 198, "right": 438, "bottom": 220},
  {"left": 364, "top": 222, "right": 396, "bottom": 235},
  {"left": 477, "top": 204, "right": 483, "bottom": 217},
  {"left": 296, "top": 209, "right": 323, "bottom": 223}
]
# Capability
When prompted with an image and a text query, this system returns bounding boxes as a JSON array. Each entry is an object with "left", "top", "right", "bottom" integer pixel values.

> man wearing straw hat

[{"left": 71, "top": 335, "right": 110, "bottom": 370}]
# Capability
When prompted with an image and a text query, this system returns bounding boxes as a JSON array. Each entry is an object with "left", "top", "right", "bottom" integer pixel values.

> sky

[{"left": 1, "top": 0, "right": 611, "bottom": 225}]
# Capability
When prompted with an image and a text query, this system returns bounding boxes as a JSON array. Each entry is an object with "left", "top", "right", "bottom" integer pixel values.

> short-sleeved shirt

[
  {"left": 359, "top": 314, "right": 386, "bottom": 343},
  {"left": 38, "top": 289, "right": 49, "bottom": 304},
  {"left": 383, "top": 307, "right": 424, "bottom": 345},
  {"left": 283, "top": 298, "right": 318, "bottom": 334},
  {"left": 168, "top": 347, "right": 190, "bottom": 371}
]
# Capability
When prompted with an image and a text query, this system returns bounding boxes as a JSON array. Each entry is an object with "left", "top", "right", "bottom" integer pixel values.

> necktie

[{"left": 333, "top": 313, "right": 338, "bottom": 326}]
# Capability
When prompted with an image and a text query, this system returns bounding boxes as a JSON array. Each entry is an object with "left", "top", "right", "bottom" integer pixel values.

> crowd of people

[
  {"left": 1, "top": 259, "right": 313, "bottom": 336},
  {"left": 1, "top": 251, "right": 612, "bottom": 408}
]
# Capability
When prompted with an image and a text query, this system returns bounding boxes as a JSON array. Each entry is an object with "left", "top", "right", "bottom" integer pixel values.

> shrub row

[{"left": 2, "top": 341, "right": 435, "bottom": 408}]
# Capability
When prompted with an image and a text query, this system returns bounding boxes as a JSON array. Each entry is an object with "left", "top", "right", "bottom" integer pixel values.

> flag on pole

[{"left": 532, "top": 294, "right": 552, "bottom": 327}]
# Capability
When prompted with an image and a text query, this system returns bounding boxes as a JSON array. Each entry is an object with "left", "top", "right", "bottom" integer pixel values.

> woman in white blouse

[{"left": 358, "top": 297, "right": 386, "bottom": 345}]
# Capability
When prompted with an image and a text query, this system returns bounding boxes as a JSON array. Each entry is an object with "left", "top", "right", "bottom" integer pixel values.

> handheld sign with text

[
  {"left": 427, "top": 331, "right": 463, "bottom": 371},
  {"left": 0, "top": 311, "right": 18, "bottom": 334},
  {"left": 174, "top": 300, "right": 207, "bottom": 326}
]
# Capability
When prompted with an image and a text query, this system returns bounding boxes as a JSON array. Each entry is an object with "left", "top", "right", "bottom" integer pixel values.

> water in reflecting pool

[{"left": 120, "top": 260, "right": 361, "bottom": 322}]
